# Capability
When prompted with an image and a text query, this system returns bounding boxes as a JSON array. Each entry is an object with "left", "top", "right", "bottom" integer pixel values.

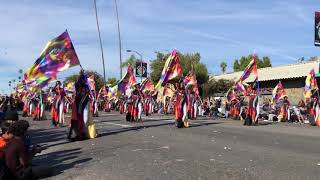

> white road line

[
  {"left": 98, "top": 121, "right": 134, "bottom": 128},
  {"left": 164, "top": 120, "right": 175, "bottom": 122}
]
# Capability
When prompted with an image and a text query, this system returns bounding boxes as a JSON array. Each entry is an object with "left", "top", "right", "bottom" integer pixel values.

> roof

[{"left": 211, "top": 60, "right": 320, "bottom": 83}]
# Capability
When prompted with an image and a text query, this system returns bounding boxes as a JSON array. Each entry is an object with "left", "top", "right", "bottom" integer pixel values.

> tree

[
  {"left": 64, "top": 70, "right": 105, "bottom": 91},
  {"left": 220, "top": 62, "right": 227, "bottom": 74},
  {"left": 106, "top": 77, "right": 118, "bottom": 87},
  {"left": 121, "top": 54, "right": 137, "bottom": 68},
  {"left": 233, "top": 60, "right": 240, "bottom": 72},
  {"left": 202, "top": 78, "right": 233, "bottom": 97},
  {"left": 262, "top": 56, "right": 271, "bottom": 67},
  {"left": 232, "top": 54, "right": 272, "bottom": 72}
]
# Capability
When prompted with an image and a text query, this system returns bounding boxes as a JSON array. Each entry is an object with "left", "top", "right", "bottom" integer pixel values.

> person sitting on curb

[
  {"left": 0, "top": 121, "right": 15, "bottom": 179},
  {"left": 5, "top": 120, "right": 32, "bottom": 179}
]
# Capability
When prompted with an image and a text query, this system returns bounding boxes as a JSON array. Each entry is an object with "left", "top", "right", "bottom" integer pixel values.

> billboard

[
  {"left": 135, "top": 61, "right": 147, "bottom": 78},
  {"left": 315, "top": 11, "right": 320, "bottom": 46}
]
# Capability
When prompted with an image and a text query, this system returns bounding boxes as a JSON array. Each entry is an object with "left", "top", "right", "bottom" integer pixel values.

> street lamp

[{"left": 126, "top": 49, "right": 143, "bottom": 82}]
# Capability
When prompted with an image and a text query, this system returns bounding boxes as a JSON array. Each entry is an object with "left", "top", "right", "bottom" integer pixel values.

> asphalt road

[{"left": 26, "top": 111, "right": 320, "bottom": 180}]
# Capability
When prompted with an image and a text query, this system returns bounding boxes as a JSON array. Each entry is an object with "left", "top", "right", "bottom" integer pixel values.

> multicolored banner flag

[
  {"left": 65, "top": 82, "right": 75, "bottom": 93},
  {"left": 163, "top": 83, "right": 175, "bottom": 98},
  {"left": 226, "top": 88, "right": 237, "bottom": 103},
  {"left": 304, "top": 69, "right": 318, "bottom": 98},
  {"left": 140, "top": 78, "right": 154, "bottom": 93},
  {"left": 183, "top": 70, "right": 199, "bottom": 95},
  {"left": 237, "top": 55, "right": 258, "bottom": 83},
  {"left": 99, "top": 85, "right": 108, "bottom": 98},
  {"left": 155, "top": 50, "right": 182, "bottom": 89},
  {"left": 16, "top": 80, "right": 26, "bottom": 93},
  {"left": 157, "top": 84, "right": 175, "bottom": 103},
  {"left": 108, "top": 85, "right": 118, "bottom": 99},
  {"left": 118, "top": 64, "right": 137, "bottom": 94},
  {"left": 24, "top": 30, "right": 80, "bottom": 88},
  {"left": 234, "top": 81, "right": 248, "bottom": 97},
  {"left": 272, "top": 81, "right": 287, "bottom": 104}
]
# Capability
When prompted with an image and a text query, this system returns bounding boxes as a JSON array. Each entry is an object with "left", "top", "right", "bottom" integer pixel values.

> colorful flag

[
  {"left": 118, "top": 64, "right": 137, "bottom": 94},
  {"left": 99, "top": 85, "right": 108, "bottom": 98},
  {"left": 108, "top": 85, "right": 118, "bottom": 99},
  {"left": 65, "top": 82, "right": 75, "bottom": 93},
  {"left": 155, "top": 50, "right": 182, "bottom": 89},
  {"left": 140, "top": 78, "right": 154, "bottom": 93},
  {"left": 16, "top": 80, "right": 26, "bottom": 93},
  {"left": 234, "top": 81, "right": 248, "bottom": 97},
  {"left": 304, "top": 69, "right": 318, "bottom": 98},
  {"left": 272, "top": 81, "right": 287, "bottom": 103},
  {"left": 237, "top": 55, "right": 257, "bottom": 83},
  {"left": 183, "top": 70, "right": 199, "bottom": 95},
  {"left": 24, "top": 31, "right": 80, "bottom": 88},
  {"left": 87, "top": 75, "right": 95, "bottom": 91},
  {"left": 226, "top": 88, "right": 237, "bottom": 103},
  {"left": 163, "top": 84, "right": 175, "bottom": 98},
  {"left": 157, "top": 84, "right": 175, "bottom": 103}
]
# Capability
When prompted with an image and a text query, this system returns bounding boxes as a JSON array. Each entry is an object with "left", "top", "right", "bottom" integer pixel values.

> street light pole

[
  {"left": 93, "top": 0, "right": 106, "bottom": 81},
  {"left": 114, "top": 0, "right": 123, "bottom": 79},
  {"left": 126, "top": 50, "right": 143, "bottom": 83}
]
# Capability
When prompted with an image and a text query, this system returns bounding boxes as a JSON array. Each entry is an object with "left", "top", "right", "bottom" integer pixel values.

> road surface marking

[{"left": 96, "top": 121, "right": 134, "bottom": 128}]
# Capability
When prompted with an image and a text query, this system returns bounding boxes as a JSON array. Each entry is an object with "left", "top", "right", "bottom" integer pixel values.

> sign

[
  {"left": 315, "top": 11, "right": 320, "bottom": 46},
  {"left": 135, "top": 61, "right": 147, "bottom": 77}
]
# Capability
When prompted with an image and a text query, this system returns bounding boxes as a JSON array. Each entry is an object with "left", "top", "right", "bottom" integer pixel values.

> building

[{"left": 210, "top": 58, "right": 320, "bottom": 105}]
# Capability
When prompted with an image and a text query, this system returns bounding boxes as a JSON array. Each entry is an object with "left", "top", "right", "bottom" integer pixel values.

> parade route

[{"left": 28, "top": 112, "right": 320, "bottom": 180}]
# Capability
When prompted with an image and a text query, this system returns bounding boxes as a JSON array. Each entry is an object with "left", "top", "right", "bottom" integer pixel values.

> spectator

[
  {"left": 298, "top": 99, "right": 306, "bottom": 114},
  {"left": 0, "top": 121, "right": 14, "bottom": 159},
  {"left": 5, "top": 120, "right": 32, "bottom": 179},
  {"left": 0, "top": 121, "right": 15, "bottom": 180}
]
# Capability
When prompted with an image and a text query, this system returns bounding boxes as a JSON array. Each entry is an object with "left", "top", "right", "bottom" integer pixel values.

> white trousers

[
  {"left": 138, "top": 102, "right": 143, "bottom": 119},
  {"left": 193, "top": 103, "right": 197, "bottom": 118},
  {"left": 58, "top": 100, "right": 64, "bottom": 125},
  {"left": 182, "top": 103, "right": 188, "bottom": 122}
]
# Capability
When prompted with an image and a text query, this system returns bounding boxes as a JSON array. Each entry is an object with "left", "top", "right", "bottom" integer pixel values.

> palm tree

[{"left": 220, "top": 62, "right": 227, "bottom": 74}]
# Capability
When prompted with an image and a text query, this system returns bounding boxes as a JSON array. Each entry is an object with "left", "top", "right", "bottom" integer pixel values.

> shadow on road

[
  {"left": 98, "top": 122, "right": 175, "bottom": 137},
  {"left": 29, "top": 128, "right": 67, "bottom": 145},
  {"left": 98, "top": 120, "right": 222, "bottom": 137},
  {"left": 33, "top": 148, "right": 92, "bottom": 178},
  {"left": 188, "top": 121, "right": 223, "bottom": 128}
]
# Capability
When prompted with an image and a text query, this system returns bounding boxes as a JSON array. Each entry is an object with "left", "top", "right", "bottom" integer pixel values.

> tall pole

[
  {"left": 93, "top": 0, "right": 106, "bottom": 81},
  {"left": 114, "top": 0, "right": 123, "bottom": 79}
]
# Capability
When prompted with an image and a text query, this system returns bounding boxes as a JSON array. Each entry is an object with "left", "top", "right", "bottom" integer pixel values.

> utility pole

[
  {"left": 93, "top": 0, "right": 106, "bottom": 81},
  {"left": 114, "top": 0, "right": 123, "bottom": 79}
]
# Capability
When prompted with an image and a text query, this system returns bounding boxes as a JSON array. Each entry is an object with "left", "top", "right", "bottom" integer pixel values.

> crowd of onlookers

[
  {"left": 0, "top": 96, "right": 45, "bottom": 180},
  {"left": 201, "top": 96, "right": 318, "bottom": 126}
]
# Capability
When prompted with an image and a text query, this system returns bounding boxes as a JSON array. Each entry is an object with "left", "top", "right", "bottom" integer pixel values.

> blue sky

[{"left": 0, "top": 0, "right": 319, "bottom": 93}]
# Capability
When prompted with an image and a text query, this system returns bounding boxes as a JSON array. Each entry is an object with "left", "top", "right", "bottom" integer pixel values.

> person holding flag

[
  {"left": 68, "top": 70, "right": 97, "bottom": 140},
  {"left": 51, "top": 81, "right": 66, "bottom": 127}
]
